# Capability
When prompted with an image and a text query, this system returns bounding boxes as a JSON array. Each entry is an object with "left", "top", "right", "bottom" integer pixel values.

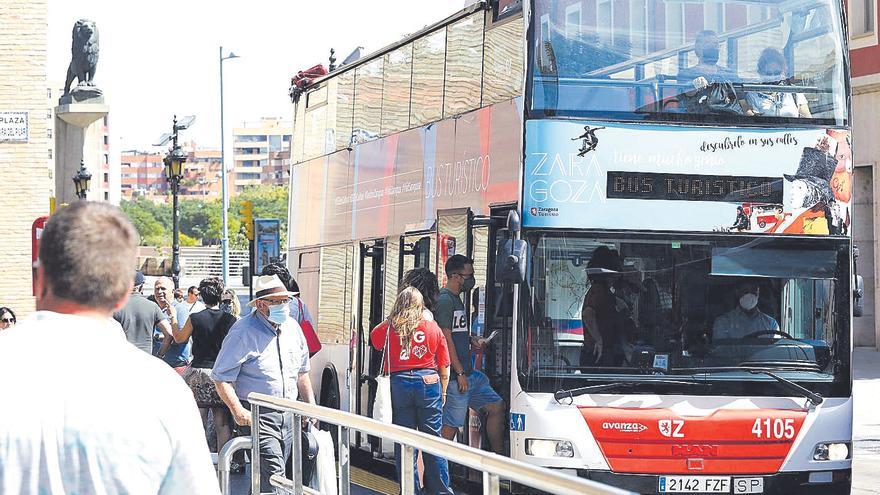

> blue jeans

[{"left": 390, "top": 369, "right": 453, "bottom": 495}]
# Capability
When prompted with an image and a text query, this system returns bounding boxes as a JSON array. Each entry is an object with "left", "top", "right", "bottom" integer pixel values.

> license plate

[
  {"left": 733, "top": 478, "right": 764, "bottom": 494},
  {"left": 659, "top": 476, "right": 731, "bottom": 493}
]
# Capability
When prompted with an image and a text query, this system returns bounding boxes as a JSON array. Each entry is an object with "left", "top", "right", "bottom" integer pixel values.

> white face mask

[{"left": 739, "top": 293, "right": 759, "bottom": 311}]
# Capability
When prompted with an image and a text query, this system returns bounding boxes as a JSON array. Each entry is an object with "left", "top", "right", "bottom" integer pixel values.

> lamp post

[
  {"left": 164, "top": 115, "right": 190, "bottom": 289},
  {"left": 72, "top": 160, "right": 92, "bottom": 200},
  {"left": 220, "top": 46, "right": 240, "bottom": 286}
]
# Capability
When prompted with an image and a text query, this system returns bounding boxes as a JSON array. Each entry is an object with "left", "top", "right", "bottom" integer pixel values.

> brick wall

[{"left": 0, "top": 0, "right": 49, "bottom": 316}]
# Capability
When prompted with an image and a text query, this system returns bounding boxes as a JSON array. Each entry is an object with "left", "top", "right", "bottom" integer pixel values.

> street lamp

[
  {"left": 162, "top": 114, "right": 195, "bottom": 289},
  {"left": 220, "top": 46, "right": 240, "bottom": 286},
  {"left": 72, "top": 160, "right": 92, "bottom": 200}
]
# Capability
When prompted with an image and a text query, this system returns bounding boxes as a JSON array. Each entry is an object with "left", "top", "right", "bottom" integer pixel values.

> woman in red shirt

[{"left": 371, "top": 286, "right": 452, "bottom": 495}]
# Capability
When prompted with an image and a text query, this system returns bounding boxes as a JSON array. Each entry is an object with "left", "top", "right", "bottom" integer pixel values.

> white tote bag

[
  {"left": 307, "top": 430, "right": 338, "bottom": 495},
  {"left": 372, "top": 325, "right": 393, "bottom": 424}
]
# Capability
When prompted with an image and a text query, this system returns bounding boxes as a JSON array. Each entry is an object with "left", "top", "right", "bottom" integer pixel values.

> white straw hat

[{"left": 247, "top": 275, "right": 298, "bottom": 307}]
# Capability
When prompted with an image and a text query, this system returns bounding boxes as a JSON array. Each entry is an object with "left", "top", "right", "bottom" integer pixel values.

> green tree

[
  {"left": 230, "top": 185, "right": 289, "bottom": 249},
  {"left": 120, "top": 199, "right": 169, "bottom": 248},
  {"left": 120, "top": 184, "right": 289, "bottom": 250}
]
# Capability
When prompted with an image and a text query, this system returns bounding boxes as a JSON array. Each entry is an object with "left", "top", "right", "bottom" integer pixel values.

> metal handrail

[
  {"left": 248, "top": 392, "right": 634, "bottom": 495},
  {"left": 218, "top": 436, "right": 251, "bottom": 495}
]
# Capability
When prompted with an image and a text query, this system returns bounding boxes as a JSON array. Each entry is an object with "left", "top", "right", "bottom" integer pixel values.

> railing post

[
  {"left": 338, "top": 425, "right": 351, "bottom": 495},
  {"left": 483, "top": 472, "right": 500, "bottom": 495},
  {"left": 218, "top": 436, "right": 252, "bottom": 495},
  {"left": 292, "top": 414, "right": 303, "bottom": 495},
  {"left": 251, "top": 402, "right": 261, "bottom": 495},
  {"left": 400, "top": 444, "right": 416, "bottom": 495}
]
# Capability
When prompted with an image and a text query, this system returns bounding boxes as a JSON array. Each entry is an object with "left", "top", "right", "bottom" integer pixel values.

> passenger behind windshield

[
  {"left": 678, "top": 30, "right": 736, "bottom": 92},
  {"left": 743, "top": 48, "right": 812, "bottom": 118},
  {"left": 580, "top": 247, "right": 638, "bottom": 367},
  {"left": 711, "top": 280, "right": 780, "bottom": 341}
]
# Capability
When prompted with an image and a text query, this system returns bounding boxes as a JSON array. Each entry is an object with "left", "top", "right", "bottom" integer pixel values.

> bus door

[
  {"left": 400, "top": 233, "right": 433, "bottom": 276},
  {"left": 355, "top": 239, "right": 384, "bottom": 451}
]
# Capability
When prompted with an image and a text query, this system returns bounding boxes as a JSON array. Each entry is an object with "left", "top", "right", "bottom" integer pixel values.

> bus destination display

[{"left": 607, "top": 171, "right": 783, "bottom": 203}]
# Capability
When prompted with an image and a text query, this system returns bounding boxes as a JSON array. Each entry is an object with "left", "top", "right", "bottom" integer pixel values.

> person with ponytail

[{"left": 370, "top": 287, "right": 453, "bottom": 495}]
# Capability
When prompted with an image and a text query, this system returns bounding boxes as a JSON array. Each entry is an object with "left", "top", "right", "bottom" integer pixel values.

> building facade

[
  {"left": 180, "top": 149, "right": 222, "bottom": 198},
  {"left": 849, "top": 0, "right": 880, "bottom": 349},
  {"left": 120, "top": 151, "right": 167, "bottom": 199},
  {"left": 121, "top": 146, "right": 223, "bottom": 201},
  {"left": 232, "top": 117, "right": 291, "bottom": 192},
  {"left": 0, "top": 0, "right": 49, "bottom": 315}
]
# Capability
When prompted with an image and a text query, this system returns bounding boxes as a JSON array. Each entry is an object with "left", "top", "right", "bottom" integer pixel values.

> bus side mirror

[
  {"left": 495, "top": 238, "right": 528, "bottom": 284},
  {"left": 854, "top": 274, "right": 865, "bottom": 317}
]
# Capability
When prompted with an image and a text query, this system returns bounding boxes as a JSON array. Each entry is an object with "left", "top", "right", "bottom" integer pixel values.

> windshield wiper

[
  {"left": 553, "top": 380, "right": 709, "bottom": 402},
  {"left": 664, "top": 366, "right": 824, "bottom": 406},
  {"left": 749, "top": 370, "right": 824, "bottom": 406}
]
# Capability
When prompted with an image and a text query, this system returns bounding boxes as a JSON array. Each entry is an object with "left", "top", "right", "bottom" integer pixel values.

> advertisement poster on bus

[
  {"left": 522, "top": 120, "right": 852, "bottom": 236},
  {"left": 254, "top": 218, "right": 281, "bottom": 275},
  {"left": 289, "top": 98, "right": 523, "bottom": 248}
]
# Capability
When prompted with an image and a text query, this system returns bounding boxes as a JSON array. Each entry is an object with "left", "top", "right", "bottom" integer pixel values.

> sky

[{"left": 49, "top": 0, "right": 468, "bottom": 151}]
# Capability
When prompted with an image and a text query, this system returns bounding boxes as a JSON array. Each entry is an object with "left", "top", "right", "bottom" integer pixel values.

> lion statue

[{"left": 63, "top": 19, "right": 100, "bottom": 96}]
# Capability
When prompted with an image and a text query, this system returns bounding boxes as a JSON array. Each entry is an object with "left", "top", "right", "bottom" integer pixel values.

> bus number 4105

[{"left": 751, "top": 418, "right": 795, "bottom": 439}]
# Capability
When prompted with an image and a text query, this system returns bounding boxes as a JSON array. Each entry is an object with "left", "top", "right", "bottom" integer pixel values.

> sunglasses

[
  {"left": 264, "top": 298, "right": 292, "bottom": 306},
  {"left": 1, "top": 318, "right": 14, "bottom": 323}
]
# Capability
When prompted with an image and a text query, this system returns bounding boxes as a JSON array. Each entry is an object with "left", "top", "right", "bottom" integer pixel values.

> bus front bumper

[{"left": 574, "top": 468, "right": 852, "bottom": 495}]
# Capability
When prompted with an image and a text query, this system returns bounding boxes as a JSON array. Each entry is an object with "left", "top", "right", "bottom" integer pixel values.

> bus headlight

[
  {"left": 813, "top": 442, "right": 850, "bottom": 461},
  {"left": 526, "top": 439, "right": 574, "bottom": 458}
]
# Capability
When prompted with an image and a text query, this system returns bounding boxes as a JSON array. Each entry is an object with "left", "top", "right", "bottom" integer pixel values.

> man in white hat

[{"left": 212, "top": 275, "right": 316, "bottom": 493}]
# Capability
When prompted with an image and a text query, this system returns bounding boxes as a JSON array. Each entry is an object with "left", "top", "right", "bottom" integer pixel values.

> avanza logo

[
  {"left": 671, "top": 444, "right": 719, "bottom": 457},
  {"left": 602, "top": 421, "right": 648, "bottom": 433}
]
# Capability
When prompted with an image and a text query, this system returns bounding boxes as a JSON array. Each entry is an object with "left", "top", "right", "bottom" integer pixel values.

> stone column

[{"left": 54, "top": 98, "right": 108, "bottom": 204}]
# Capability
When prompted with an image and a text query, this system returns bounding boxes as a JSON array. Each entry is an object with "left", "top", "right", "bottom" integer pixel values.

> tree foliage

[{"left": 119, "top": 184, "right": 288, "bottom": 250}]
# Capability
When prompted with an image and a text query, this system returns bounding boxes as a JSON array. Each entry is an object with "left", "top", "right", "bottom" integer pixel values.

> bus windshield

[
  {"left": 529, "top": 0, "right": 849, "bottom": 126},
  {"left": 520, "top": 233, "right": 851, "bottom": 397}
]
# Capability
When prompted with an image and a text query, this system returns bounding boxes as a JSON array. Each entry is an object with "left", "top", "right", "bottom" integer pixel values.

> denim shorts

[{"left": 442, "top": 370, "right": 502, "bottom": 428}]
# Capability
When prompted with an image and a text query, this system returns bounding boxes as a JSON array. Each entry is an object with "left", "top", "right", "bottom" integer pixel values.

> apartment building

[
  {"left": 181, "top": 149, "right": 222, "bottom": 198},
  {"left": 232, "top": 117, "right": 291, "bottom": 192},
  {"left": 120, "top": 151, "right": 167, "bottom": 199}
]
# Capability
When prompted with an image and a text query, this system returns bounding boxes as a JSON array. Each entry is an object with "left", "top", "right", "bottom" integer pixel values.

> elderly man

[
  {"left": 114, "top": 270, "right": 171, "bottom": 355},
  {"left": 212, "top": 275, "right": 316, "bottom": 493},
  {"left": 153, "top": 276, "right": 191, "bottom": 372},
  {"left": 0, "top": 202, "right": 218, "bottom": 494}
]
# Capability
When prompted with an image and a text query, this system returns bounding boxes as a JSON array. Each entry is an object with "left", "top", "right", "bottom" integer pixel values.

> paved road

[{"left": 853, "top": 347, "right": 880, "bottom": 494}]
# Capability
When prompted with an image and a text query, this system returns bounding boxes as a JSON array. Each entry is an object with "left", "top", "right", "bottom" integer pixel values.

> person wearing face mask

[
  {"left": 221, "top": 288, "right": 241, "bottom": 318},
  {"left": 743, "top": 48, "right": 812, "bottom": 118},
  {"left": 437, "top": 255, "right": 506, "bottom": 455},
  {"left": 679, "top": 30, "right": 737, "bottom": 92},
  {"left": 211, "top": 275, "right": 316, "bottom": 494},
  {"left": 711, "top": 280, "right": 779, "bottom": 340}
]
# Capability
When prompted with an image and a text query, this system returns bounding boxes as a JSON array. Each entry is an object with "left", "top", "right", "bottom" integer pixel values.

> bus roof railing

[
  {"left": 307, "top": 1, "right": 489, "bottom": 88},
  {"left": 247, "top": 392, "right": 634, "bottom": 495}
]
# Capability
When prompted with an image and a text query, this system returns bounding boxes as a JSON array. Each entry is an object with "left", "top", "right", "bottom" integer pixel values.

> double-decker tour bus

[{"left": 287, "top": 0, "right": 859, "bottom": 493}]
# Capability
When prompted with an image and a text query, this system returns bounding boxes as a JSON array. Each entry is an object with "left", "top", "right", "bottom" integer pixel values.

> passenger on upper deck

[
  {"left": 743, "top": 48, "right": 812, "bottom": 118},
  {"left": 711, "top": 280, "right": 779, "bottom": 341},
  {"left": 679, "top": 30, "right": 737, "bottom": 91}
]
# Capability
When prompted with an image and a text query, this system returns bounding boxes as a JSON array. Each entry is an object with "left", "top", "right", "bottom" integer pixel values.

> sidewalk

[{"left": 853, "top": 347, "right": 880, "bottom": 494}]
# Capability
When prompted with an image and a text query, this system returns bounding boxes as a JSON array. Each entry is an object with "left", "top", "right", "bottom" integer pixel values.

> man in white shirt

[{"left": 0, "top": 202, "right": 219, "bottom": 495}]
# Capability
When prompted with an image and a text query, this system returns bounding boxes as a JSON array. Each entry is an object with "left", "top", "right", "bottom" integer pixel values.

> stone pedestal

[{"left": 54, "top": 98, "right": 108, "bottom": 204}]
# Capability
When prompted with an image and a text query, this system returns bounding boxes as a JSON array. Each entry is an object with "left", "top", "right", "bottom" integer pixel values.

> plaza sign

[{"left": 0, "top": 112, "right": 28, "bottom": 142}]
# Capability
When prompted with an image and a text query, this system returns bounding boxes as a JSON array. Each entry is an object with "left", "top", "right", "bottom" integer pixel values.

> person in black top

[{"left": 175, "top": 276, "right": 238, "bottom": 454}]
